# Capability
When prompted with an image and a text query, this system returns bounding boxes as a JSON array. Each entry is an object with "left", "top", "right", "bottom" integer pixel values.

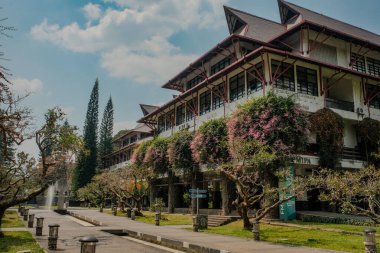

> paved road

[
  {"left": 24, "top": 209, "right": 183, "bottom": 253},
  {"left": 69, "top": 208, "right": 336, "bottom": 253}
]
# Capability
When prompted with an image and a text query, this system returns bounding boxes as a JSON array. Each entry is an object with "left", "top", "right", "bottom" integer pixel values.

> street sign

[
  {"left": 190, "top": 194, "right": 207, "bottom": 198},
  {"left": 189, "top": 189, "right": 207, "bottom": 193}
]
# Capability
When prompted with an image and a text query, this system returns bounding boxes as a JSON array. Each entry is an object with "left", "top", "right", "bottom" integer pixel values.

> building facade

[{"left": 111, "top": 1, "right": 380, "bottom": 214}]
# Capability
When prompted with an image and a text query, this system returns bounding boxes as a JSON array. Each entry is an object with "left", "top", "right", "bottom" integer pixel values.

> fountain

[{"left": 45, "top": 184, "right": 56, "bottom": 210}]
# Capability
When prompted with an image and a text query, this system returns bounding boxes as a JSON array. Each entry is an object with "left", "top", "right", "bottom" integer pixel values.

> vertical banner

[{"left": 279, "top": 165, "right": 296, "bottom": 221}]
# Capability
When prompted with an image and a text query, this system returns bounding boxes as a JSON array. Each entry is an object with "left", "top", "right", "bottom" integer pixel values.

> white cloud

[
  {"left": 11, "top": 78, "right": 43, "bottom": 94},
  {"left": 30, "top": 0, "right": 229, "bottom": 84},
  {"left": 83, "top": 3, "right": 102, "bottom": 22}
]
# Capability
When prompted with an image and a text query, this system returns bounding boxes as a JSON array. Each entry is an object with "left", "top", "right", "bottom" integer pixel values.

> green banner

[{"left": 279, "top": 165, "right": 296, "bottom": 221}]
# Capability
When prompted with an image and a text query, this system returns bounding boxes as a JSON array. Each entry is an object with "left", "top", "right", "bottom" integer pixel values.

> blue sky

[{"left": 2, "top": 0, "right": 379, "bottom": 156}]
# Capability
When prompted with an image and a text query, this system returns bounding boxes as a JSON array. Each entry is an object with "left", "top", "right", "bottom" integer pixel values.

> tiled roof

[
  {"left": 279, "top": 0, "right": 380, "bottom": 47},
  {"left": 224, "top": 6, "right": 286, "bottom": 42}
]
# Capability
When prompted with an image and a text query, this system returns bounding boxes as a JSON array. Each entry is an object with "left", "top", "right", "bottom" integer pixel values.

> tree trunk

[
  {"left": 149, "top": 179, "right": 155, "bottom": 209},
  {"left": 0, "top": 208, "right": 5, "bottom": 237},
  {"left": 220, "top": 172, "right": 230, "bottom": 216},
  {"left": 241, "top": 205, "right": 251, "bottom": 230},
  {"left": 168, "top": 171, "right": 175, "bottom": 213}
]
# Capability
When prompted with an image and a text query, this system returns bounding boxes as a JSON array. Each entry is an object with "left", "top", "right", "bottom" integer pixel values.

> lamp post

[
  {"left": 36, "top": 217, "right": 44, "bottom": 236},
  {"left": 23, "top": 208, "right": 29, "bottom": 221},
  {"left": 48, "top": 224, "right": 60, "bottom": 250},
  {"left": 28, "top": 213, "right": 35, "bottom": 228},
  {"left": 363, "top": 229, "right": 377, "bottom": 253},
  {"left": 131, "top": 208, "right": 136, "bottom": 220},
  {"left": 155, "top": 212, "right": 160, "bottom": 226},
  {"left": 20, "top": 206, "right": 25, "bottom": 216},
  {"left": 112, "top": 206, "right": 117, "bottom": 216},
  {"left": 252, "top": 221, "right": 260, "bottom": 241},
  {"left": 126, "top": 208, "right": 131, "bottom": 218},
  {"left": 79, "top": 236, "right": 99, "bottom": 253}
]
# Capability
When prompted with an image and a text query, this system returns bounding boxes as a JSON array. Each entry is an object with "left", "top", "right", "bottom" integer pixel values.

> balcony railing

[
  {"left": 326, "top": 98, "right": 354, "bottom": 112},
  {"left": 341, "top": 147, "right": 365, "bottom": 161}
]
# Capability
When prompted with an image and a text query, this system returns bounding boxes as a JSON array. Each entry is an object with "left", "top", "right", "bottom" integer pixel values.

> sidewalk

[
  {"left": 22, "top": 209, "right": 176, "bottom": 253},
  {"left": 70, "top": 208, "right": 337, "bottom": 253}
]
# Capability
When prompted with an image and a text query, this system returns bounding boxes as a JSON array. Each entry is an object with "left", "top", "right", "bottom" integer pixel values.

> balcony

[
  {"left": 326, "top": 98, "right": 354, "bottom": 112},
  {"left": 341, "top": 147, "right": 365, "bottom": 161}
]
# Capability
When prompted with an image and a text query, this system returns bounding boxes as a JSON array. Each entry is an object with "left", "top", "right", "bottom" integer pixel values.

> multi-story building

[
  {"left": 104, "top": 104, "right": 157, "bottom": 170},
  {"left": 112, "top": 1, "right": 380, "bottom": 214}
]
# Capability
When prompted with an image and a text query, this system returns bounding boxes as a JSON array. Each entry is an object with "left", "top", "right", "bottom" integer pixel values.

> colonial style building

[{"left": 111, "top": 1, "right": 380, "bottom": 215}]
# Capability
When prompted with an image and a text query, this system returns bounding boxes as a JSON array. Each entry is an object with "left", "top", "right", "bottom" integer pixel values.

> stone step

[{"left": 207, "top": 215, "right": 239, "bottom": 227}]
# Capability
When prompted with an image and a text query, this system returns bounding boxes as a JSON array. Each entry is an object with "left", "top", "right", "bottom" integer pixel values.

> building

[
  {"left": 113, "top": 1, "right": 380, "bottom": 214},
  {"left": 104, "top": 104, "right": 157, "bottom": 170}
]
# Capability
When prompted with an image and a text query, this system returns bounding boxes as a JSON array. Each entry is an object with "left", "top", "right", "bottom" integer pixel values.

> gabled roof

[
  {"left": 278, "top": 0, "right": 380, "bottom": 47},
  {"left": 140, "top": 104, "right": 159, "bottom": 116},
  {"left": 224, "top": 6, "right": 286, "bottom": 42}
]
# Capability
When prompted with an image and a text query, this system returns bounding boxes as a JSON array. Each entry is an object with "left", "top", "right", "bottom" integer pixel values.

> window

[
  {"left": 368, "top": 84, "right": 380, "bottom": 109},
  {"left": 271, "top": 60, "right": 295, "bottom": 91},
  {"left": 199, "top": 90, "right": 211, "bottom": 115},
  {"left": 186, "top": 98, "right": 197, "bottom": 122},
  {"left": 351, "top": 53, "right": 366, "bottom": 73},
  {"left": 247, "top": 62, "right": 263, "bottom": 94},
  {"left": 158, "top": 116, "right": 165, "bottom": 133},
  {"left": 296, "top": 66, "right": 318, "bottom": 96},
  {"left": 229, "top": 72, "right": 245, "bottom": 102},
  {"left": 176, "top": 104, "right": 186, "bottom": 126},
  {"left": 211, "top": 58, "right": 231, "bottom": 75},
  {"left": 165, "top": 111, "right": 174, "bottom": 130},
  {"left": 367, "top": 57, "right": 380, "bottom": 77},
  {"left": 186, "top": 75, "right": 204, "bottom": 90},
  {"left": 212, "top": 83, "right": 224, "bottom": 110},
  {"left": 130, "top": 135, "right": 137, "bottom": 143}
]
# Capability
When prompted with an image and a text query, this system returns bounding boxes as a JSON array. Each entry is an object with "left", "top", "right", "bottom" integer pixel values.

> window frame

[
  {"left": 271, "top": 60, "right": 295, "bottom": 92},
  {"left": 175, "top": 104, "right": 186, "bottom": 126},
  {"left": 247, "top": 62, "right": 263, "bottom": 95},
  {"left": 212, "top": 83, "right": 224, "bottom": 110},
  {"left": 211, "top": 58, "right": 231, "bottom": 75},
  {"left": 199, "top": 90, "right": 211, "bottom": 115},
  {"left": 229, "top": 72, "right": 245, "bottom": 102},
  {"left": 367, "top": 57, "right": 380, "bottom": 77},
  {"left": 296, "top": 66, "right": 318, "bottom": 96}
]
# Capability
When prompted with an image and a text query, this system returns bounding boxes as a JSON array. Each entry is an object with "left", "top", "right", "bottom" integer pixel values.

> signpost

[{"left": 189, "top": 188, "right": 207, "bottom": 215}]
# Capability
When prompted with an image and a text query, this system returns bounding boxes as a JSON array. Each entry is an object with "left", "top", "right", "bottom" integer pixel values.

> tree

[
  {"left": 77, "top": 174, "right": 110, "bottom": 211},
  {"left": 309, "top": 108, "right": 344, "bottom": 168},
  {"left": 191, "top": 118, "right": 231, "bottom": 214},
  {"left": 309, "top": 166, "right": 380, "bottom": 224},
  {"left": 143, "top": 137, "right": 171, "bottom": 206},
  {"left": 226, "top": 92, "right": 309, "bottom": 229},
  {"left": 0, "top": 107, "right": 81, "bottom": 232},
  {"left": 72, "top": 79, "right": 99, "bottom": 193},
  {"left": 98, "top": 97, "right": 114, "bottom": 170},
  {"left": 168, "top": 130, "right": 197, "bottom": 214},
  {"left": 356, "top": 117, "right": 380, "bottom": 165},
  {"left": 102, "top": 165, "right": 151, "bottom": 211}
]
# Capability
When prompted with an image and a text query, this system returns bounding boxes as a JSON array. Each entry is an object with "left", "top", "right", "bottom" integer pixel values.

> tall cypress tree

[
  {"left": 72, "top": 79, "right": 99, "bottom": 193},
  {"left": 98, "top": 97, "right": 114, "bottom": 170}
]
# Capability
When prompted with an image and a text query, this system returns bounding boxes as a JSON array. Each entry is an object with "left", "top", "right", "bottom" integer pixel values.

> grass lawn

[
  {"left": 288, "top": 220, "right": 378, "bottom": 233},
  {"left": 0, "top": 231, "right": 44, "bottom": 253},
  {"left": 202, "top": 220, "right": 379, "bottom": 253},
  {"left": 105, "top": 209, "right": 192, "bottom": 225},
  {"left": 2, "top": 210, "right": 24, "bottom": 228},
  {"left": 136, "top": 211, "right": 192, "bottom": 226}
]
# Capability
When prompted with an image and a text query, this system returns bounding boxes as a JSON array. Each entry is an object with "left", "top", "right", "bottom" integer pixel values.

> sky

[{"left": 2, "top": 0, "right": 380, "bottom": 157}]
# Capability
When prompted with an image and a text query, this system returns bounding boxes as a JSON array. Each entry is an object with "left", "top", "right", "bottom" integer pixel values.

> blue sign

[
  {"left": 190, "top": 194, "right": 208, "bottom": 198},
  {"left": 189, "top": 189, "right": 207, "bottom": 194}
]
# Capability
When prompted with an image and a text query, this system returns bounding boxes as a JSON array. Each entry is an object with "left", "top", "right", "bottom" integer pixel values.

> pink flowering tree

[
  {"left": 191, "top": 118, "right": 231, "bottom": 214},
  {"left": 143, "top": 137, "right": 171, "bottom": 209},
  {"left": 226, "top": 92, "right": 309, "bottom": 230},
  {"left": 168, "top": 130, "right": 198, "bottom": 214}
]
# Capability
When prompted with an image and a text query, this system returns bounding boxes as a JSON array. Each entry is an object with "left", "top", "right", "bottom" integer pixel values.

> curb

[
  {"left": 103, "top": 228, "right": 230, "bottom": 253},
  {"left": 66, "top": 211, "right": 103, "bottom": 226}
]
